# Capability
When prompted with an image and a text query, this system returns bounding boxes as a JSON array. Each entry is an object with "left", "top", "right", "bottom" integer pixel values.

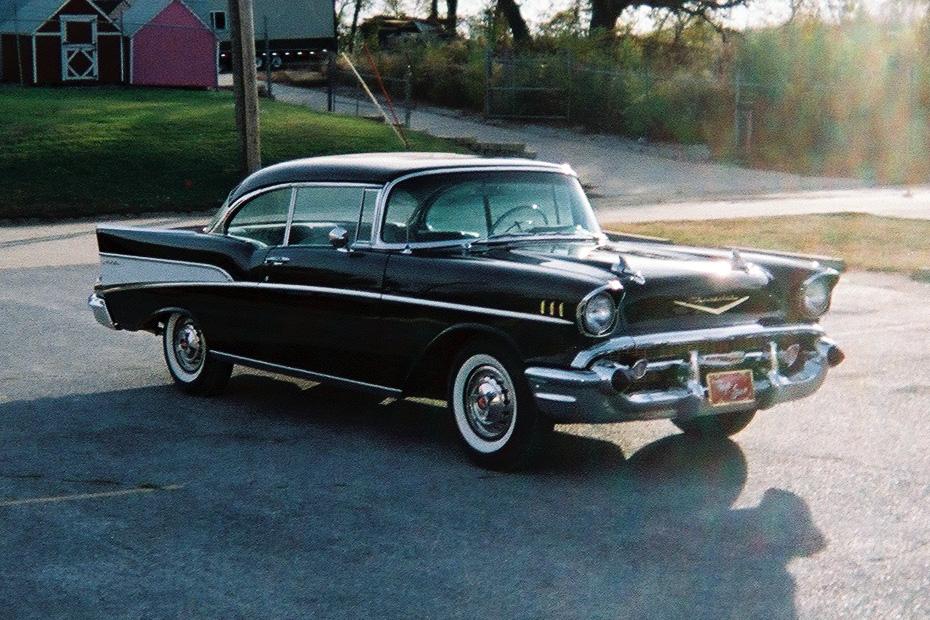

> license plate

[{"left": 706, "top": 369, "right": 755, "bottom": 406}]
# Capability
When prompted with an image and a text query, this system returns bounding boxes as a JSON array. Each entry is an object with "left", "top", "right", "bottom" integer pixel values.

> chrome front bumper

[
  {"left": 525, "top": 326, "right": 843, "bottom": 424},
  {"left": 88, "top": 293, "right": 117, "bottom": 329}
]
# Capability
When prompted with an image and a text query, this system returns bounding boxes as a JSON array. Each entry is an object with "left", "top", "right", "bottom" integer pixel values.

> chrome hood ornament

[
  {"left": 731, "top": 249, "right": 750, "bottom": 271},
  {"left": 612, "top": 256, "right": 646, "bottom": 285}
]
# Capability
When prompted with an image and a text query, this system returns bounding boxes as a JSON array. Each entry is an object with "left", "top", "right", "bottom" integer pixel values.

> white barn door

[{"left": 60, "top": 15, "right": 98, "bottom": 80}]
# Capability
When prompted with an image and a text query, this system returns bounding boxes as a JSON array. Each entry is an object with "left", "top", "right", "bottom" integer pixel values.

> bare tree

[
  {"left": 497, "top": 0, "right": 531, "bottom": 43},
  {"left": 446, "top": 0, "right": 458, "bottom": 32},
  {"left": 334, "top": 0, "right": 352, "bottom": 39},
  {"left": 589, "top": 0, "right": 748, "bottom": 34},
  {"left": 383, "top": 0, "right": 405, "bottom": 16},
  {"left": 347, "top": 0, "right": 369, "bottom": 51}
]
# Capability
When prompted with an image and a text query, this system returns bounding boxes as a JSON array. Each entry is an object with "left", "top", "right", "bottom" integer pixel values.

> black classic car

[{"left": 89, "top": 153, "right": 844, "bottom": 468}]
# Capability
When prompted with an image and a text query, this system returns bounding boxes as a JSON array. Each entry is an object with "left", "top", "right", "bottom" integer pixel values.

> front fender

[{"left": 401, "top": 322, "right": 524, "bottom": 398}]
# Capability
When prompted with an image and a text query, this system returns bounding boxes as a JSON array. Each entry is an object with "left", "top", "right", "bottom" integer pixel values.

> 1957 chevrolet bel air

[{"left": 89, "top": 153, "right": 844, "bottom": 469}]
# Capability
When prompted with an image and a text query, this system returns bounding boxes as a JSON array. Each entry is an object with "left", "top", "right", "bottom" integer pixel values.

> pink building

[{"left": 122, "top": 0, "right": 216, "bottom": 88}]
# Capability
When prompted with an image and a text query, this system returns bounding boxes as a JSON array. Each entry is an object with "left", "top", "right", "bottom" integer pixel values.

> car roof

[{"left": 227, "top": 152, "right": 573, "bottom": 203}]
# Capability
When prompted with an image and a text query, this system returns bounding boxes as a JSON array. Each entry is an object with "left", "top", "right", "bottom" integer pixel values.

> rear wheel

[
  {"left": 673, "top": 409, "right": 756, "bottom": 438},
  {"left": 448, "top": 341, "right": 553, "bottom": 470},
  {"left": 162, "top": 312, "right": 232, "bottom": 396}
]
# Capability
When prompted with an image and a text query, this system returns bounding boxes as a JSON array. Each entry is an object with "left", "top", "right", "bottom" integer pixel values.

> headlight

[
  {"left": 799, "top": 272, "right": 836, "bottom": 319},
  {"left": 579, "top": 291, "right": 618, "bottom": 336}
]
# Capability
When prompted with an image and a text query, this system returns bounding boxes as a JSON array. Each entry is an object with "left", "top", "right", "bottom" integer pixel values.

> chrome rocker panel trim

[
  {"left": 527, "top": 335, "right": 839, "bottom": 424},
  {"left": 88, "top": 293, "right": 117, "bottom": 329},
  {"left": 210, "top": 351, "right": 402, "bottom": 398}
]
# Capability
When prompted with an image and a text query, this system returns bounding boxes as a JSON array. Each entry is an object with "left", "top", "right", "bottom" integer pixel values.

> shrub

[{"left": 349, "top": 16, "right": 930, "bottom": 182}]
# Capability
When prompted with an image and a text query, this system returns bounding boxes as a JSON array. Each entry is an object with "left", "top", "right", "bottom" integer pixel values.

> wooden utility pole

[{"left": 228, "top": 0, "right": 261, "bottom": 174}]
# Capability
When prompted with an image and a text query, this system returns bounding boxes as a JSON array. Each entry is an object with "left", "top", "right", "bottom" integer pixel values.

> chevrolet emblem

[{"left": 673, "top": 295, "right": 750, "bottom": 315}]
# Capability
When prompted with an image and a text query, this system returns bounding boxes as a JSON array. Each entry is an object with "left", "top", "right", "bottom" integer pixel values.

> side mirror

[{"left": 329, "top": 226, "right": 350, "bottom": 249}]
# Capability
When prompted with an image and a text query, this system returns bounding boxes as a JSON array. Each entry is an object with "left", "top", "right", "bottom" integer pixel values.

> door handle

[{"left": 264, "top": 256, "right": 290, "bottom": 266}]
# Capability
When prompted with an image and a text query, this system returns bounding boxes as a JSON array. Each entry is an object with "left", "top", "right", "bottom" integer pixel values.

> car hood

[{"left": 486, "top": 240, "right": 785, "bottom": 334}]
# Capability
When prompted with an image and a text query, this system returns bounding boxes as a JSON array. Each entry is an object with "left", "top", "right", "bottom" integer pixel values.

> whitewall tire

[
  {"left": 162, "top": 312, "right": 232, "bottom": 396},
  {"left": 448, "top": 341, "right": 553, "bottom": 469}
]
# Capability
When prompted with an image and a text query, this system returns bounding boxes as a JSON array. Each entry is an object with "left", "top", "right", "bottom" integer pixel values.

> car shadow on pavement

[{"left": 0, "top": 373, "right": 826, "bottom": 618}]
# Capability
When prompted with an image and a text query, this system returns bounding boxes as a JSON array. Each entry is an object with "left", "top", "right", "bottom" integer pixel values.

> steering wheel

[{"left": 489, "top": 205, "right": 550, "bottom": 236}]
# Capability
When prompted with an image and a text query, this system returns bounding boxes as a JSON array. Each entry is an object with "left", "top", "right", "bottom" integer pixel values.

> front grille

[
  {"left": 605, "top": 333, "right": 818, "bottom": 367},
  {"left": 603, "top": 334, "right": 820, "bottom": 394}
]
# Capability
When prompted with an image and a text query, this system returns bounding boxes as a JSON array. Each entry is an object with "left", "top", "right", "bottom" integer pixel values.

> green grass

[
  {"left": 0, "top": 86, "right": 459, "bottom": 220},
  {"left": 608, "top": 213, "right": 930, "bottom": 274}
]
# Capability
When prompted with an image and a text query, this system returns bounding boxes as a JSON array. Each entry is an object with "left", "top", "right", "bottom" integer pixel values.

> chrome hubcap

[
  {"left": 173, "top": 318, "right": 204, "bottom": 373},
  {"left": 463, "top": 365, "right": 515, "bottom": 440}
]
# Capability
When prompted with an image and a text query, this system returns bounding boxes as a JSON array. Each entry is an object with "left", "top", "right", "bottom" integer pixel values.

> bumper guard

[{"left": 88, "top": 293, "right": 117, "bottom": 330}]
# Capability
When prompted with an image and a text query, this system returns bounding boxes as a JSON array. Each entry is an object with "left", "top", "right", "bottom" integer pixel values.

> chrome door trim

[
  {"left": 281, "top": 186, "right": 298, "bottom": 246},
  {"left": 380, "top": 293, "right": 573, "bottom": 325},
  {"left": 96, "top": 280, "right": 572, "bottom": 325}
]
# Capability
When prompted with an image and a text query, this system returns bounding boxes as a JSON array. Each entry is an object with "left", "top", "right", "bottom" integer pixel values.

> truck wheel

[
  {"left": 163, "top": 312, "right": 232, "bottom": 396},
  {"left": 673, "top": 409, "right": 756, "bottom": 438},
  {"left": 448, "top": 341, "right": 553, "bottom": 470}
]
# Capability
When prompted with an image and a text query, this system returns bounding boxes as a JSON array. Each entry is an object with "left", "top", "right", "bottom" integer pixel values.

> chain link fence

[{"left": 324, "top": 57, "right": 414, "bottom": 128}]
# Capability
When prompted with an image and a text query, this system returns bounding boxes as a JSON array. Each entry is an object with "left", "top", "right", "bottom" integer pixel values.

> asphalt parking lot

[{"left": 1, "top": 228, "right": 928, "bottom": 618}]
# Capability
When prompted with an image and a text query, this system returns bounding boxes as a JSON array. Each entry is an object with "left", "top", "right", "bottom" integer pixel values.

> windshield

[
  {"left": 206, "top": 187, "right": 238, "bottom": 232},
  {"left": 380, "top": 171, "right": 601, "bottom": 245}
]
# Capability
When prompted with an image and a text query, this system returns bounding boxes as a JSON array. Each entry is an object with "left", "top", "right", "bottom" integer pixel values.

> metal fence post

[
  {"left": 733, "top": 76, "right": 742, "bottom": 156},
  {"left": 564, "top": 51, "right": 572, "bottom": 122},
  {"left": 484, "top": 49, "right": 492, "bottom": 118},
  {"left": 326, "top": 53, "right": 335, "bottom": 113},
  {"left": 404, "top": 64, "right": 413, "bottom": 128},
  {"left": 263, "top": 15, "right": 273, "bottom": 99},
  {"left": 744, "top": 109, "right": 753, "bottom": 156}
]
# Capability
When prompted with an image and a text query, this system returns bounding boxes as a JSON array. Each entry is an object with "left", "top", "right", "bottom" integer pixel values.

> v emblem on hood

[{"left": 673, "top": 296, "right": 750, "bottom": 315}]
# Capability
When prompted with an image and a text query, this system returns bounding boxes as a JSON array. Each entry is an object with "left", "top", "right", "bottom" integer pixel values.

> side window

[
  {"left": 356, "top": 188, "right": 379, "bottom": 243},
  {"left": 210, "top": 11, "right": 227, "bottom": 30},
  {"left": 381, "top": 189, "right": 418, "bottom": 243},
  {"left": 226, "top": 188, "right": 293, "bottom": 246},
  {"left": 288, "top": 186, "right": 365, "bottom": 247}
]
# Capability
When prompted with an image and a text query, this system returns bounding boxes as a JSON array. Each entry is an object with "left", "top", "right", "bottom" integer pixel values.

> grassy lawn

[
  {"left": 0, "top": 86, "right": 458, "bottom": 220},
  {"left": 608, "top": 213, "right": 930, "bottom": 274}
]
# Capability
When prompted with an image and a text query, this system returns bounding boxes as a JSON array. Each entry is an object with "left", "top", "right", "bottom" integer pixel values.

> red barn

[
  {"left": 120, "top": 0, "right": 216, "bottom": 88},
  {"left": 0, "top": 0, "right": 123, "bottom": 84}
]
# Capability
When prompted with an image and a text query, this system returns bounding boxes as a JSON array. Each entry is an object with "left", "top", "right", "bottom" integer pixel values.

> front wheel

[
  {"left": 673, "top": 409, "right": 756, "bottom": 438},
  {"left": 448, "top": 342, "right": 553, "bottom": 470},
  {"left": 162, "top": 312, "right": 232, "bottom": 396}
]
